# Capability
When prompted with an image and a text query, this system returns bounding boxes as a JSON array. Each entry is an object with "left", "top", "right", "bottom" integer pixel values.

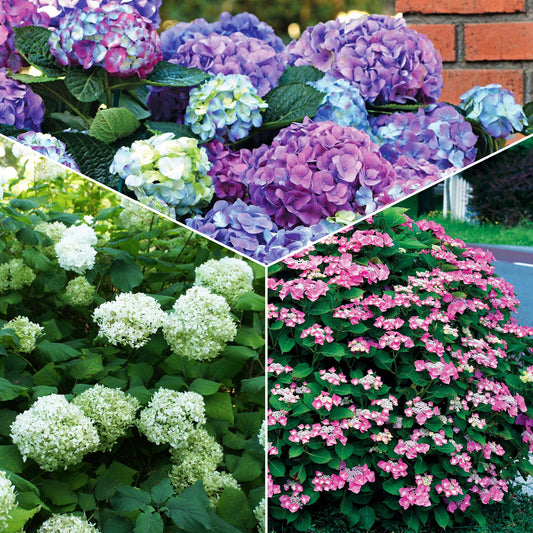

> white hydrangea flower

[
  {"left": 0, "top": 470, "right": 17, "bottom": 530},
  {"left": 54, "top": 224, "right": 98, "bottom": 274},
  {"left": 92, "top": 292, "right": 166, "bottom": 349},
  {"left": 0, "top": 258, "right": 36, "bottom": 291},
  {"left": 117, "top": 198, "right": 155, "bottom": 232},
  {"left": 169, "top": 428, "right": 223, "bottom": 492},
  {"left": 72, "top": 385, "right": 140, "bottom": 452},
  {"left": 137, "top": 388, "right": 206, "bottom": 448},
  {"left": 194, "top": 257, "right": 254, "bottom": 306},
  {"left": 37, "top": 514, "right": 101, "bottom": 533},
  {"left": 3, "top": 315, "right": 44, "bottom": 353},
  {"left": 162, "top": 286, "right": 237, "bottom": 361},
  {"left": 202, "top": 471, "right": 240, "bottom": 508},
  {"left": 64, "top": 276, "right": 96, "bottom": 307},
  {"left": 258, "top": 419, "right": 266, "bottom": 449},
  {"left": 10, "top": 394, "right": 100, "bottom": 471},
  {"left": 35, "top": 221, "right": 68, "bottom": 244},
  {"left": 254, "top": 498, "right": 266, "bottom": 533}
]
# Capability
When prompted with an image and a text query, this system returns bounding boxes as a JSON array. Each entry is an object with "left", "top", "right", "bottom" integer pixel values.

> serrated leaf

[
  {"left": 263, "top": 83, "right": 324, "bottom": 127},
  {"left": 5, "top": 506, "right": 40, "bottom": 533},
  {"left": 135, "top": 512, "right": 163, "bottom": 533},
  {"left": 110, "top": 260, "right": 144, "bottom": 292},
  {"left": 151, "top": 479, "right": 174, "bottom": 508},
  {"left": 89, "top": 107, "right": 140, "bottom": 144},
  {"left": 145, "top": 121, "right": 198, "bottom": 139},
  {"left": 146, "top": 62, "right": 209, "bottom": 87},
  {"left": 0, "top": 445, "right": 24, "bottom": 473},
  {"left": 234, "top": 292, "right": 265, "bottom": 311},
  {"left": 0, "top": 378, "right": 27, "bottom": 401},
  {"left": 205, "top": 392, "right": 234, "bottom": 423},
  {"left": 216, "top": 488, "right": 256, "bottom": 532},
  {"left": 36, "top": 342, "right": 79, "bottom": 362},
  {"left": 189, "top": 378, "right": 221, "bottom": 395},
  {"left": 9, "top": 72, "right": 60, "bottom": 83},
  {"left": 278, "top": 65, "right": 324, "bottom": 85},
  {"left": 434, "top": 506, "right": 450, "bottom": 529},
  {"left": 64, "top": 68, "right": 105, "bottom": 102},
  {"left": 13, "top": 26, "right": 65, "bottom": 77},
  {"left": 111, "top": 486, "right": 151, "bottom": 512},
  {"left": 165, "top": 482, "right": 214, "bottom": 533},
  {"left": 119, "top": 93, "right": 151, "bottom": 120}
]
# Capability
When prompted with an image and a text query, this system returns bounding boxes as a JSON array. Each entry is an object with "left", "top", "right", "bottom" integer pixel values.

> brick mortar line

[{"left": 402, "top": 14, "right": 533, "bottom": 24}]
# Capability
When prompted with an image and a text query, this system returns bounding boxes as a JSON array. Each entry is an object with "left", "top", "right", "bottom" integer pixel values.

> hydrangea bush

[
  {"left": 1, "top": 5, "right": 529, "bottom": 264},
  {"left": 0, "top": 153, "right": 265, "bottom": 533},
  {"left": 267, "top": 208, "right": 533, "bottom": 532}
]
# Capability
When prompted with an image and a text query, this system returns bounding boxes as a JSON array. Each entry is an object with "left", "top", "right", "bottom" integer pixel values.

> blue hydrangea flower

[
  {"left": 185, "top": 74, "right": 267, "bottom": 142},
  {"left": 459, "top": 83, "right": 527, "bottom": 139},
  {"left": 16, "top": 131, "right": 79, "bottom": 170}
]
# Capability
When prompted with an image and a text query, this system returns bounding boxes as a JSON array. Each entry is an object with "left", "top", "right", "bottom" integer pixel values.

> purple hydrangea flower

[
  {"left": 160, "top": 11, "right": 284, "bottom": 60},
  {"left": 186, "top": 198, "right": 276, "bottom": 256},
  {"left": 205, "top": 140, "right": 251, "bottom": 202},
  {"left": 245, "top": 118, "right": 396, "bottom": 229},
  {"left": 0, "top": 68, "right": 44, "bottom": 130},
  {"left": 371, "top": 103, "right": 478, "bottom": 170},
  {"left": 30, "top": 0, "right": 162, "bottom": 28},
  {"left": 16, "top": 131, "right": 79, "bottom": 170},
  {"left": 459, "top": 83, "right": 527, "bottom": 139},
  {"left": 0, "top": 0, "right": 50, "bottom": 71},
  {"left": 287, "top": 14, "right": 443, "bottom": 105},
  {"left": 146, "top": 86, "right": 190, "bottom": 123},
  {"left": 49, "top": 3, "right": 162, "bottom": 78}
]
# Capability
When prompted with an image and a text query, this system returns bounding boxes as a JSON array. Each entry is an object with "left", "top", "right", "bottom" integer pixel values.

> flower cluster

[
  {"left": 72, "top": 385, "right": 140, "bottom": 451},
  {"left": 64, "top": 276, "right": 95, "bottom": 307},
  {"left": 37, "top": 514, "right": 101, "bottom": 533},
  {"left": 287, "top": 15, "right": 443, "bottom": 104},
  {"left": 92, "top": 292, "right": 166, "bottom": 349},
  {"left": 15, "top": 131, "right": 79, "bottom": 170},
  {"left": 54, "top": 223, "right": 97, "bottom": 274},
  {"left": 194, "top": 256, "right": 254, "bottom": 306},
  {"left": 459, "top": 84, "right": 527, "bottom": 139},
  {"left": 49, "top": 3, "right": 162, "bottom": 78},
  {"left": 0, "top": 470, "right": 17, "bottom": 529},
  {"left": 110, "top": 133, "right": 213, "bottom": 216},
  {"left": 185, "top": 74, "right": 267, "bottom": 142},
  {"left": 0, "top": 258, "right": 35, "bottom": 292},
  {"left": 162, "top": 286, "right": 237, "bottom": 361},
  {"left": 10, "top": 394, "right": 100, "bottom": 470},
  {"left": 2, "top": 315, "right": 43, "bottom": 353},
  {"left": 137, "top": 388, "right": 206, "bottom": 448}
]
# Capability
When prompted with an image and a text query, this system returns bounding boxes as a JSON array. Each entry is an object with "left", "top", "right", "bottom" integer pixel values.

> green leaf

[
  {"left": 135, "top": 512, "right": 163, "bottom": 533},
  {"left": 119, "top": 93, "right": 151, "bottom": 120},
  {"left": 308, "top": 448, "right": 332, "bottom": 464},
  {"left": 9, "top": 199, "right": 39, "bottom": 211},
  {"left": 64, "top": 68, "right": 105, "bottom": 102},
  {"left": 278, "top": 65, "right": 324, "bottom": 85},
  {"left": 221, "top": 345, "right": 258, "bottom": 362},
  {"left": 189, "top": 378, "right": 221, "bottom": 396},
  {"left": 434, "top": 506, "right": 450, "bottom": 529},
  {"left": 230, "top": 452, "right": 263, "bottom": 482},
  {"left": 359, "top": 506, "right": 376, "bottom": 530},
  {"left": 36, "top": 342, "right": 80, "bottom": 362},
  {"left": 204, "top": 392, "right": 234, "bottom": 423},
  {"left": 234, "top": 292, "right": 265, "bottom": 311},
  {"left": 40, "top": 479, "right": 77, "bottom": 505},
  {"left": 111, "top": 486, "right": 152, "bottom": 512},
  {"left": 54, "top": 132, "right": 118, "bottom": 185},
  {"left": 16, "top": 227, "right": 50, "bottom": 246},
  {"left": 146, "top": 62, "right": 210, "bottom": 87},
  {"left": 49, "top": 111, "right": 89, "bottom": 131},
  {"left": 216, "top": 488, "right": 256, "bottom": 532},
  {"left": 278, "top": 333, "right": 295, "bottom": 353},
  {"left": 234, "top": 327, "right": 264, "bottom": 349},
  {"left": 103, "top": 516, "right": 132, "bottom": 533},
  {"left": 22, "top": 248, "right": 53, "bottom": 271},
  {"left": 145, "top": 121, "right": 198, "bottom": 139},
  {"left": 165, "top": 481, "right": 214, "bottom": 533},
  {"left": 110, "top": 260, "right": 144, "bottom": 292},
  {"left": 151, "top": 479, "right": 174, "bottom": 508},
  {"left": 13, "top": 26, "right": 65, "bottom": 77},
  {"left": 0, "top": 445, "right": 24, "bottom": 473},
  {"left": 262, "top": 83, "right": 323, "bottom": 128},
  {"left": 0, "top": 378, "right": 27, "bottom": 401},
  {"left": 5, "top": 506, "right": 40, "bottom": 533},
  {"left": 67, "top": 354, "right": 104, "bottom": 379},
  {"left": 89, "top": 107, "right": 140, "bottom": 144},
  {"left": 240, "top": 376, "right": 265, "bottom": 394}
]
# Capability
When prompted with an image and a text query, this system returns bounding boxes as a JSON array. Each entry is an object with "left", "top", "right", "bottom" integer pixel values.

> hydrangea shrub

[{"left": 267, "top": 208, "right": 533, "bottom": 532}]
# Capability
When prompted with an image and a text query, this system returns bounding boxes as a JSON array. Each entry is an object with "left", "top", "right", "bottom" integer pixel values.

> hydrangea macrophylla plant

[
  {"left": 48, "top": 3, "right": 162, "bottom": 78},
  {"left": 16, "top": 131, "right": 80, "bottom": 170},
  {"left": 268, "top": 208, "right": 533, "bottom": 532}
]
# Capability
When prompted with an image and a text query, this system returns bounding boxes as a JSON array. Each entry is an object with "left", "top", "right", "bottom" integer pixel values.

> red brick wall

[{"left": 396, "top": 0, "right": 533, "bottom": 104}]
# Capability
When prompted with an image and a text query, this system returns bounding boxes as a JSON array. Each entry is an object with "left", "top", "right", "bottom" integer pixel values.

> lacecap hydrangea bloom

[
  {"left": 0, "top": 258, "right": 35, "bottom": 291},
  {"left": 54, "top": 223, "right": 97, "bottom": 274},
  {"left": 137, "top": 388, "right": 206, "bottom": 448},
  {"left": 48, "top": 3, "right": 162, "bottom": 78},
  {"left": 194, "top": 256, "right": 254, "bottom": 306},
  {"left": 72, "top": 384, "right": 140, "bottom": 451},
  {"left": 92, "top": 292, "right": 166, "bottom": 349},
  {"left": 37, "top": 513, "right": 101, "bottom": 533},
  {"left": 246, "top": 118, "right": 396, "bottom": 228},
  {"left": 110, "top": 133, "right": 213, "bottom": 216},
  {"left": 0, "top": 68, "right": 44, "bottom": 131},
  {"left": 3, "top": 315, "right": 43, "bottom": 353},
  {"left": 459, "top": 83, "right": 528, "bottom": 139},
  {"left": 15, "top": 131, "right": 80, "bottom": 170},
  {"left": 64, "top": 276, "right": 95, "bottom": 307},
  {"left": 185, "top": 73, "right": 267, "bottom": 142},
  {"left": 10, "top": 394, "right": 99, "bottom": 471},
  {"left": 0, "top": 470, "right": 17, "bottom": 530},
  {"left": 169, "top": 428, "right": 224, "bottom": 492},
  {"left": 162, "top": 286, "right": 237, "bottom": 361},
  {"left": 288, "top": 15, "right": 443, "bottom": 104}
]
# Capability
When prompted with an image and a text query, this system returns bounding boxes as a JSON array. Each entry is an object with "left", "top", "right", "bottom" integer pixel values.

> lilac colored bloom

[
  {"left": 169, "top": 32, "right": 286, "bottom": 97},
  {"left": 371, "top": 103, "right": 478, "bottom": 170},
  {"left": 287, "top": 15, "right": 443, "bottom": 104},
  {"left": 160, "top": 11, "right": 284, "bottom": 60},
  {"left": 0, "top": 68, "right": 44, "bottom": 131},
  {"left": 16, "top": 131, "right": 79, "bottom": 170},
  {"left": 30, "top": 0, "right": 162, "bottom": 28},
  {"left": 245, "top": 118, "right": 396, "bottom": 229},
  {"left": 49, "top": 3, "right": 162, "bottom": 78},
  {"left": 205, "top": 140, "right": 251, "bottom": 202},
  {"left": 146, "top": 86, "right": 190, "bottom": 123},
  {"left": 186, "top": 199, "right": 276, "bottom": 256},
  {"left": 459, "top": 83, "right": 527, "bottom": 139}
]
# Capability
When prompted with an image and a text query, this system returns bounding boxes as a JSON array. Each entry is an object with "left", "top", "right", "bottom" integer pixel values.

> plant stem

[{"left": 38, "top": 84, "right": 92, "bottom": 127}]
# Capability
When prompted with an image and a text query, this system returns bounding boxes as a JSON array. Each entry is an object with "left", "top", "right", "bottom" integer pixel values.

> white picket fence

[{"left": 442, "top": 174, "right": 473, "bottom": 220}]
